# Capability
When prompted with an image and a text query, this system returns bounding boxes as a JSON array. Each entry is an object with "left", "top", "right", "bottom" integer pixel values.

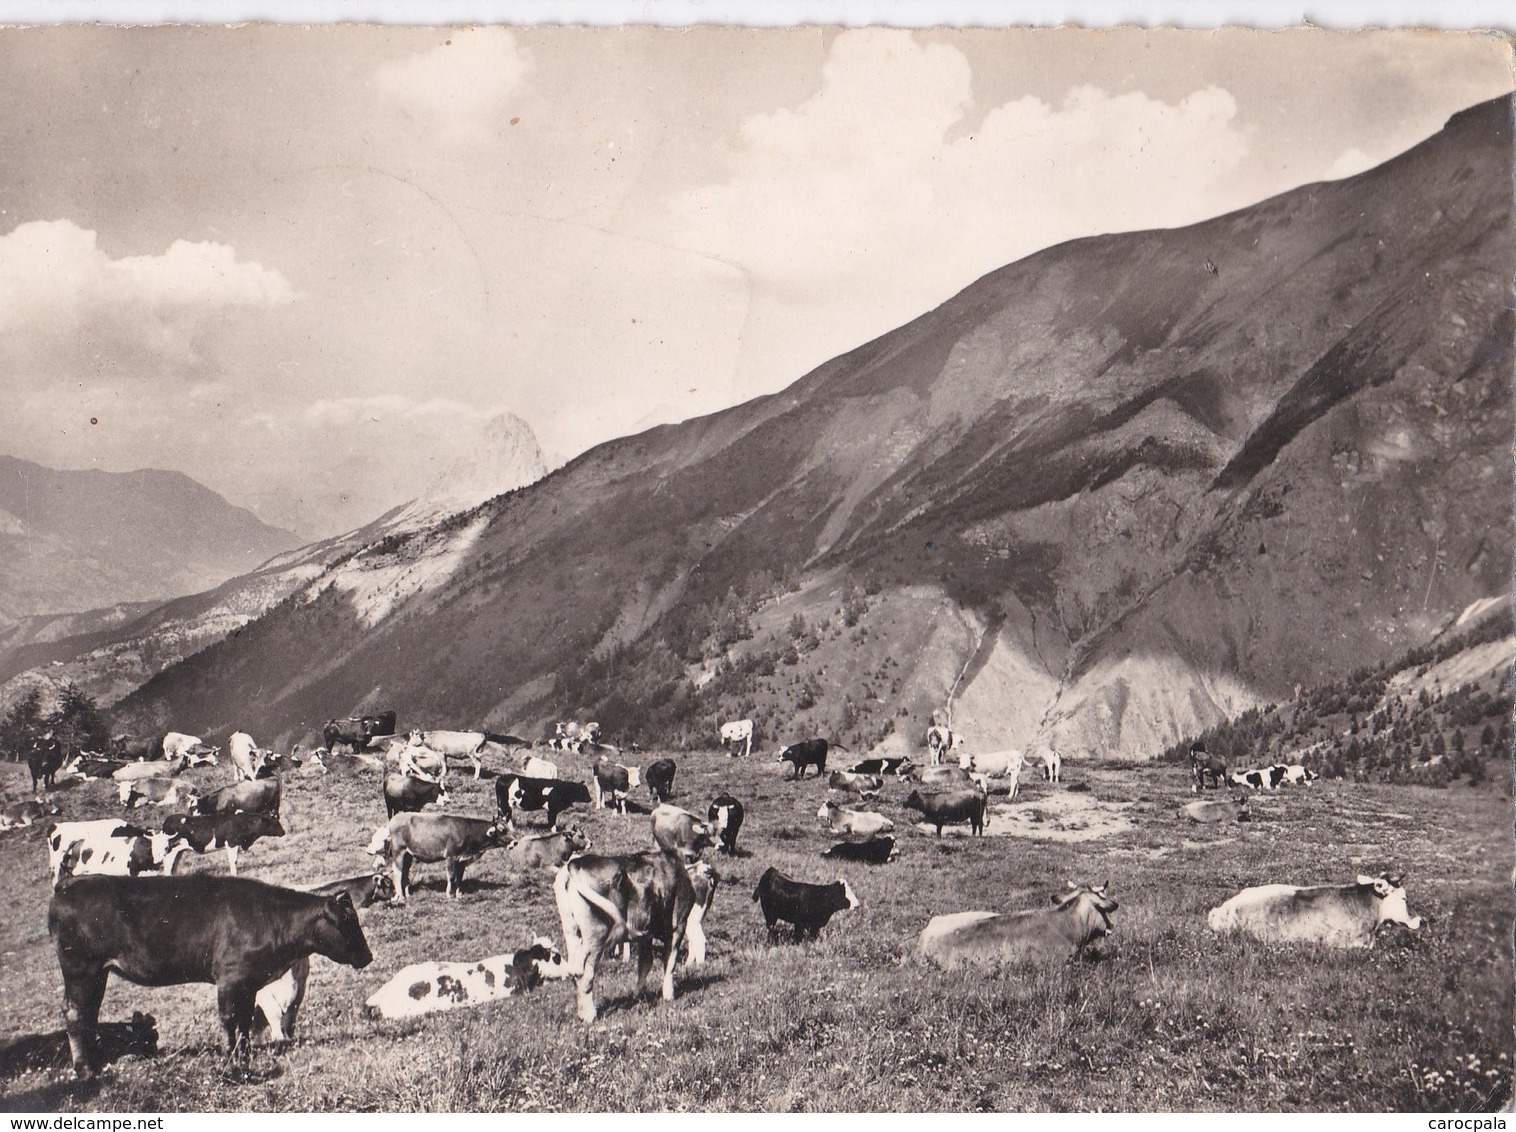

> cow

[
  {"left": 363, "top": 938, "right": 571, "bottom": 1020},
  {"left": 366, "top": 812, "right": 510, "bottom": 902},
  {"left": 253, "top": 871, "right": 395, "bottom": 1042},
  {"left": 916, "top": 882, "right": 1119, "bottom": 968},
  {"left": 707, "top": 794, "right": 745, "bottom": 856},
  {"left": 593, "top": 756, "right": 641, "bottom": 813},
  {"left": 322, "top": 711, "right": 398, "bottom": 755},
  {"left": 162, "top": 732, "right": 219, "bottom": 766},
  {"left": 645, "top": 758, "right": 678, "bottom": 804},
  {"left": 822, "top": 836, "right": 896, "bottom": 864},
  {"left": 719, "top": 719, "right": 754, "bottom": 757},
  {"left": 506, "top": 826, "right": 590, "bottom": 870},
  {"left": 112, "top": 755, "right": 187, "bottom": 784},
  {"left": 848, "top": 756, "right": 915, "bottom": 778},
  {"left": 0, "top": 797, "right": 60, "bottom": 831},
  {"left": 382, "top": 772, "right": 449, "bottom": 819},
  {"left": 959, "top": 750, "right": 1025, "bottom": 799},
  {"left": 161, "top": 811, "right": 285, "bottom": 875},
  {"left": 1231, "top": 766, "right": 1286, "bottom": 791},
  {"left": 902, "top": 788, "right": 987, "bottom": 837},
  {"left": 1038, "top": 747, "right": 1063, "bottom": 784},
  {"left": 1190, "top": 744, "right": 1227, "bottom": 792},
  {"left": 520, "top": 754, "right": 559, "bottom": 779},
  {"left": 322, "top": 746, "right": 385, "bottom": 773},
  {"left": 752, "top": 867, "right": 859, "bottom": 940},
  {"left": 111, "top": 734, "right": 162, "bottom": 761},
  {"left": 682, "top": 861, "right": 720, "bottom": 967},
  {"left": 46, "top": 820, "right": 189, "bottom": 887},
  {"left": 227, "top": 732, "right": 270, "bottom": 783},
  {"left": 65, "top": 755, "right": 128, "bottom": 781},
  {"left": 49, "top": 874, "right": 372, "bottom": 1076},
  {"left": 386, "top": 742, "right": 448, "bottom": 782},
  {"left": 118, "top": 776, "right": 199, "bottom": 809},
  {"left": 777, "top": 739, "right": 832, "bottom": 780},
  {"left": 27, "top": 735, "right": 66, "bottom": 792},
  {"left": 553, "top": 849, "right": 697, "bottom": 1022},
  {"left": 1206, "top": 874, "right": 1422, "bottom": 948},
  {"left": 650, "top": 804, "right": 715, "bottom": 861},
  {"left": 404, "top": 729, "right": 510, "bottom": 780},
  {"left": 817, "top": 799, "right": 895, "bottom": 838},
  {"left": 1280, "top": 763, "right": 1318, "bottom": 786},
  {"left": 495, "top": 773, "right": 592, "bottom": 830},
  {"left": 913, "top": 764, "right": 982, "bottom": 791},
  {"left": 926, "top": 726, "right": 965, "bottom": 766},
  {"left": 828, "top": 770, "right": 883, "bottom": 796},
  {"left": 1183, "top": 798, "right": 1251, "bottom": 824}
]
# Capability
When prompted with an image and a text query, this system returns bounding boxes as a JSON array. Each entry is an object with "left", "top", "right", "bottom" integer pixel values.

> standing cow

[{"left": 719, "top": 719, "right": 753, "bottom": 758}]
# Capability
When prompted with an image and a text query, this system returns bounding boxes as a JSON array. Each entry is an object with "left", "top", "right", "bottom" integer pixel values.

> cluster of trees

[{"left": 1, "top": 683, "right": 111, "bottom": 760}]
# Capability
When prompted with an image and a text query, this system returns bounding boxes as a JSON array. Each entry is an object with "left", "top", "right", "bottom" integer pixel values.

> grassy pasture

[{"left": 0, "top": 746, "right": 1509, "bottom": 1113}]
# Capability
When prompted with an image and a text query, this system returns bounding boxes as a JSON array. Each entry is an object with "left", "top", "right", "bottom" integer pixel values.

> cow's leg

[
  {"left": 633, "top": 938, "right": 655, "bottom": 995},
  {"left": 394, "top": 855, "right": 410, "bottom": 903},
  {"left": 61, "top": 966, "right": 108, "bottom": 1077},
  {"left": 448, "top": 858, "right": 467, "bottom": 898},
  {"left": 226, "top": 845, "right": 240, "bottom": 875},
  {"left": 217, "top": 981, "right": 258, "bottom": 1076},
  {"left": 575, "top": 946, "right": 604, "bottom": 1023}
]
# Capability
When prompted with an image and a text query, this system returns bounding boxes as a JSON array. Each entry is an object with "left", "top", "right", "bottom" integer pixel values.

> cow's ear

[
  {"left": 329, "top": 890, "right": 356, "bottom": 914},
  {"left": 1355, "top": 874, "right": 1376, "bottom": 887},
  {"left": 1385, "top": 873, "right": 1405, "bottom": 889}
]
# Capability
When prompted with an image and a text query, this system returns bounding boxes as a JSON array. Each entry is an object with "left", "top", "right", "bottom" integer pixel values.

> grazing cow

[
  {"left": 817, "top": 799, "right": 895, "bottom": 838},
  {"left": 592, "top": 756, "right": 642, "bottom": 813},
  {"left": 495, "top": 774, "right": 592, "bottom": 830},
  {"left": 1190, "top": 744, "right": 1227, "bottom": 792},
  {"left": 926, "top": 726, "right": 965, "bottom": 766},
  {"left": 254, "top": 871, "right": 395, "bottom": 1042},
  {"left": 363, "top": 938, "right": 571, "bottom": 1020},
  {"left": 404, "top": 729, "right": 510, "bottom": 780},
  {"left": 1206, "top": 874, "right": 1422, "bottom": 948},
  {"left": 1183, "top": 797, "right": 1252, "bottom": 823},
  {"left": 902, "top": 788, "right": 988, "bottom": 837},
  {"left": 777, "top": 739, "right": 831, "bottom": 780},
  {"left": 49, "top": 875, "right": 372, "bottom": 1076},
  {"left": 960, "top": 750, "right": 1025, "bottom": 799},
  {"left": 27, "top": 736, "right": 66, "bottom": 793},
  {"left": 366, "top": 812, "right": 510, "bottom": 901},
  {"left": 822, "top": 836, "right": 896, "bottom": 864},
  {"left": 322, "top": 711, "right": 398, "bottom": 755},
  {"left": 553, "top": 849, "right": 697, "bottom": 1022},
  {"left": 917, "top": 882, "right": 1119, "bottom": 968},
  {"left": 520, "top": 754, "right": 559, "bottom": 779},
  {"left": 195, "top": 775, "right": 282, "bottom": 821},
  {"left": 382, "top": 772, "right": 449, "bottom": 819},
  {"left": 719, "top": 719, "right": 754, "bottom": 758},
  {"left": 828, "top": 770, "right": 883, "bottom": 796},
  {"left": 507, "top": 827, "right": 590, "bottom": 870},
  {"left": 848, "top": 756, "right": 915, "bottom": 778},
  {"left": 162, "top": 811, "right": 285, "bottom": 875},
  {"left": 1, "top": 797, "right": 60, "bottom": 831},
  {"left": 47, "top": 820, "right": 189, "bottom": 887},
  {"left": 118, "top": 776, "right": 199, "bottom": 809},
  {"left": 1280, "top": 763, "right": 1318, "bottom": 786},
  {"left": 1038, "top": 747, "right": 1063, "bottom": 783},
  {"left": 645, "top": 758, "right": 677, "bottom": 804},
  {"left": 752, "top": 867, "right": 859, "bottom": 940},
  {"left": 707, "top": 794, "right": 745, "bottom": 856},
  {"left": 650, "top": 804, "right": 715, "bottom": 861}
]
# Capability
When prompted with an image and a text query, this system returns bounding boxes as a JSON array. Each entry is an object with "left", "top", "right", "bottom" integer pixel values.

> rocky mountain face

[{"left": 109, "top": 95, "right": 1512, "bottom": 759}]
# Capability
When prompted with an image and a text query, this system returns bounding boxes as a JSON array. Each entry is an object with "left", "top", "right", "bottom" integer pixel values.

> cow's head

[
  {"left": 367, "top": 872, "right": 398, "bottom": 905},
  {"left": 518, "top": 936, "right": 571, "bottom": 986},
  {"left": 957, "top": 752, "right": 974, "bottom": 770},
  {"left": 838, "top": 878, "right": 861, "bottom": 910},
  {"left": 1054, "top": 881, "right": 1119, "bottom": 935},
  {"left": 562, "top": 825, "right": 590, "bottom": 852},
  {"left": 1358, "top": 873, "right": 1422, "bottom": 932},
  {"left": 816, "top": 800, "right": 837, "bottom": 820},
  {"left": 365, "top": 824, "right": 392, "bottom": 856},
  {"left": 313, "top": 891, "right": 374, "bottom": 969},
  {"left": 894, "top": 757, "right": 916, "bottom": 778}
]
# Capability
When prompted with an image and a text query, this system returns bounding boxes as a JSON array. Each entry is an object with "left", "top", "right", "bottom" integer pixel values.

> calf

[
  {"left": 363, "top": 939, "right": 571, "bottom": 1020},
  {"left": 1, "top": 797, "right": 60, "bottom": 831},
  {"left": 645, "top": 758, "right": 677, "bottom": 804},
  {"left": 592, "top": 756, "right": 641, "bottom": 813},
  {"left": 49, "top": 875, "right": 371, "bottom": 1075},
  {"left": 817, "top": 799, "right": 895, "bottom": 838},
  {"left": 777, "top": 739, "right": 830, "bottom": 780},
  {"left": 902, "top": 788, "right": 987, "bottom": 837},
  {"left": 917, "top": 882, "right": 1119, "bottom": 968},
  {"left": 366, "top": 812, "right": 510, "bottom": 901},
  {"left": 118, "top": 776, "right": 199, "bottom": 809},
  {"left": 707, "top": 794, "right": 745, "bottom": 856},
  {"left": 382, "top": 772, "right": 449, "bottom": 819},
  {"left": 162, "top": 810, "right": 286, "bottom": 875},
  {"left": 553, "top": 849, "right": 697, "bottom": 1022},
  {"left": 47, "top": 820, "right": 188, "bottom": 887},
  {"left": 752, "top": 867, "right": 859, "bottom": 940},
  {"left": 650, "top": 804, "right": 715, "bottom": 861},
  {"left": 495, "top": 773, "right": 592, "bottom": 830},
  {"left": 822, "top": 836, "right": 896, "bottom": 864},
  {"left": 506, "top": 827, "right": 590, "bottom": 870}
]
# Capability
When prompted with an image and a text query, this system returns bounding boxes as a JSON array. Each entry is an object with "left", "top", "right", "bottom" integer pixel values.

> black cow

[
  {"left": 110, "top": 735, "right": 162, "bottom": 761},
  {"left": 752, "top": 867, "right": 860, "bottom": 940},
  {"left": 902, "top": 788, "right": 987, "bottom": 837},
  {"left": 1190, "top": 743, "right": 1227, "bottom": 792},
  {"left": 822, "top": 836, "right": 896, "bottom": 864},
  {"left": 707, "top": 794, "right": 745, "bottom": 856},
  {"left": 49, "top": 874, "right": 372, "bottom": 1076},
  {"left": 28, "top": 736, "right": 65, "bottom": 793},
  {"left": 777, "top": 739, "right": 833, "bottom": 780},
  {"left": 645, "top": 758, "right": 677, "bottom": 803},
  {"left": 495, "top": 774, "right": 592, "bottom": 830},
  {"left": 847, "top": 756, "right": 915, "bottom": 778},
  {"left": 162, "top": 811, "right": 286, "bottom": 874},
  {"left": 323, "top": 711, "right": 398, "bottom": 754},
  {"left": 383, "top": 772, "right": 448, "bottom": 819}
]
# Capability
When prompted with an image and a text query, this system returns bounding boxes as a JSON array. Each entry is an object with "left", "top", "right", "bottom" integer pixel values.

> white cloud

[
  {"left": 1323, "top": 147, "right": 1377, "bottom": 180},
  {"left": 374, "top": 28, "right": 532, "bottom": 146}
]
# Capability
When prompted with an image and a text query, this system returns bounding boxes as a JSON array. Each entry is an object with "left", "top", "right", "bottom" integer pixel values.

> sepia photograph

[{"left": 0, "top": 9, "right": 1511, "bottom": 1113}]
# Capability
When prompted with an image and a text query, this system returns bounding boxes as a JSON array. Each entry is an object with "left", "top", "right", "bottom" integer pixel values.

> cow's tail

[
  {"left": 557, "top": 862, "right": 641, "bottom": 944},
  {"left": 483, "top": 732, "right": 530, "bottom": 748},
  {"left": 830, "top": 741, "right": 850, "bottom": 753}
]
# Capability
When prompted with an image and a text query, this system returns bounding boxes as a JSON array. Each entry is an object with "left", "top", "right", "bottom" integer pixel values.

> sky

[{"left": 0, "top": 20, "right": 1510, "bottom": 536}]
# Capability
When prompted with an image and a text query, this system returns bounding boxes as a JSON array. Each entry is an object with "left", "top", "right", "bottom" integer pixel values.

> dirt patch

[{"left": 908, "top": 790, "right": 1136, "bottom": 841}]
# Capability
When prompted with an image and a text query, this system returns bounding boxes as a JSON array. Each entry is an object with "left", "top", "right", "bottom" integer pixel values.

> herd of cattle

[{"left": 2, "top": 712, "right": 1422, "bottom": 1079}]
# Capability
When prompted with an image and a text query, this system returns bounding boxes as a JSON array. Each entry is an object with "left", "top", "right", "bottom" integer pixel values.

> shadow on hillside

[{"left": 0, "top": 1013, "right": 158, "bottom": 1082}]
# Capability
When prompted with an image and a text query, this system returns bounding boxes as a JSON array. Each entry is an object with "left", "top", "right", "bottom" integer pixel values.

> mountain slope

[{"left": 114, "top": 95, "right": 1513, "bottom": 758}]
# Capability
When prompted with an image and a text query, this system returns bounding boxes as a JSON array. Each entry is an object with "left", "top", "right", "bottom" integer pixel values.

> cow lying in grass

[{"left": 364, "top": 938, "right": 571, "bottom": 1019}]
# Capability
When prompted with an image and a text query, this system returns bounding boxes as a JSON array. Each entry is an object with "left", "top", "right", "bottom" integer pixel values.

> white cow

[
  {"left": 364, "top": 939, "right": 572, "bottom": 1020},
  {"left": 162, "top": 732, "right": 219, "bottom": 766},
  {"left": 960, "top": 749, "right": 1027, "bottom": 799},
  {"left": 1207, "top": 874, "right": 1422, "bottom": 947},
  {"left": 520, "top": 754, "right": 559, "bottom": 779},
  {"left": 719, "top": 719, "right": 754, "bottom": 758},
  {"left": 407, "top": 729, "right": 488, "bottom": 779},
  {"left": 45, "top": 819, "right": 188, "bottom": 887},
  {"left": 1036, "top": 747, "right": 1063, "bottom": 784},
  {"left": 227, "top": 732, "right": 269, "bottom": 782}
]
